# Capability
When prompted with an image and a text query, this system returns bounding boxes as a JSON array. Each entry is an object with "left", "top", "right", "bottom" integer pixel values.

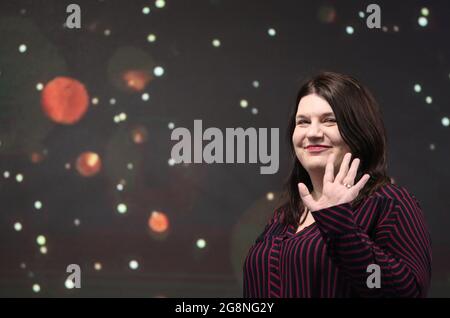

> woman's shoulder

[{"left": 370, "top": 182, "right": 419, "bottom": 203}]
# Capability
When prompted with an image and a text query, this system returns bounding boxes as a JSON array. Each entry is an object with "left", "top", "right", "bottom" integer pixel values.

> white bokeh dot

[
  {"left": 32, "top": 284, "right": 40, "bottom": 293},
  {"left": 117, "top": 203, "right": 127, "bottom": 214},
  {"left": 129, "top": 260, "right": 139, "bottom": 270},
  {"left": 346, "top": 26, "right": 354, "bottom": 35},
  {"left": 36, "top": 235, "right": 46, "bottom": 246},
  {"left": 34, "top": 201, "right": 42, "bottom": 210},
  {"left": 168, "top": 122, "right": 175, "bottom": 129},
  {"left": 268, "top": 28, "right": 276, "bottom": 36},
  {"left": 414, "top": 84, "right": 422, "bottom": 93},
  {"left": 418, "top": 16, "right": 428, "bottom": 27},
  {"left": 142, "top": 7, "right": 150, "bottom": 15},
  {"left": 14, "top": 222, "right": 23, "bottom": 232},
  {"left": 16, "top": 174, "right": 24, "bottom": 182},
  {"left": 147, "top": 34, "right": 156, "bottom": 42},
  {"left": 196, "top": 238, "right": 206, "bottom": 249},
  {"left": 65, "top": 279, "right": 75, "bottom": 289},
  {"left": 240, "top": 99, "right": 248, "bottom": 108},
  {"left": 142, "top": 93, "right": 150, "bottom": 101},
  {"left": 425, "top": 96, "right": 433, "bottom": 104},
  {"left": 212, "top": 39, "right": 221, "bottom": 47},
  {"left": 154, "top": 66, "right": 164, "bottom": 77},
  {"left": 155, "top": 0, "right": 166, "bottom": 8},
  {"left": 441, "top": 117, "right": 449, "bottom": 127},
  {"left": 168, "top": 158, "right": 176, "bottom": 166},
  {"left": 19, "top": 44, "right": 27, "bottom": 53}
]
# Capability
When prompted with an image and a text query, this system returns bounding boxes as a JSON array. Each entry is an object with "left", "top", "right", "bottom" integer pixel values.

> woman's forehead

[{"left": 296, "top": 95, "right": 334, "bottom": 116}]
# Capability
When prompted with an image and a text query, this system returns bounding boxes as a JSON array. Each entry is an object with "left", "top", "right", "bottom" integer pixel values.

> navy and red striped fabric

[{"left": 243, "top": 183, "right": 432, "bottom": 297}]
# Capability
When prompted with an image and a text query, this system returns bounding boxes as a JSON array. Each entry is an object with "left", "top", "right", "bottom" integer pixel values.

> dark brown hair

[{"left": 280, "top": 71, "right": 392, "bottom": 226}]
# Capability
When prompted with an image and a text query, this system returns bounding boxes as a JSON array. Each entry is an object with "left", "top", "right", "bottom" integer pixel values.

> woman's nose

[{"left": 306, "top": 122, "right": 324, "bottom": 138}]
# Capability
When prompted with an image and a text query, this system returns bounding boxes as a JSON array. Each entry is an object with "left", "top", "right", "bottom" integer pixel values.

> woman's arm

[{"left": 312, "top": 192, "right": 432, "bottom": 297}]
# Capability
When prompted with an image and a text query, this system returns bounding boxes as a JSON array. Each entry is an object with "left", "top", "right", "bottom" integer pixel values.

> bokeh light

[
  {"left": 148, "top": 211, "right": 169, "bottom": 233},
  {"left": 41, "top": 77, "right": 90, "bottom": 125},
  {"left": 76, "top": 151, "right": 102, "bottom": 177}
]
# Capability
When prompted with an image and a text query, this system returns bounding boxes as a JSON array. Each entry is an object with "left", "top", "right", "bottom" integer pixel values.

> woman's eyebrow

[{"left": 296, "top": 112, "right": 335, "bottom": 119}]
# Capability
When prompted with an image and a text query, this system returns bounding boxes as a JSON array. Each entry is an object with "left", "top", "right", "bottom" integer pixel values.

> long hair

[{"left": 280, "top": 71, "right": 392, "bottom": 226}]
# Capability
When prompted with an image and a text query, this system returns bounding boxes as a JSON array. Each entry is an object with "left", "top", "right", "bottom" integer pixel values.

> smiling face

[{"left": 292, "top": 93, "right": 351, "bottom": 173}]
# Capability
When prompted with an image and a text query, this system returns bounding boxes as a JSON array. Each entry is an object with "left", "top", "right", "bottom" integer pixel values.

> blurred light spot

[
  {"left": 318, "top": 5, "right": 336, "bottom": 23},
  {"left": 118, "top": 112, "right": 127, "bottom": 121},
  {"left": 240, "top": 99, "right": 248, "bottom": 108},
  {"left": 425, "top": 96, "right": 432, "bottom": 104},
  {"left": 127, "top": 163, "right": 133, "bottom": 170},
  {"left": 421, "top": 7, "right": 429, "bottom": 17},
  {"left": 168, "top": 158, "right": 176, "bottom": 166},
  {"left": 155, "top": 0, "right": 166, "bottom": 8},
  {"left": 429, "top": 143, "right": 435, "bottom": 151},
  {"left": 32, "top": 284, "right": 40, "bottom": 293},
  {"left": 154, "top": 66, "right": 164, "bottom": 77},
  {"left": 414, "top": 84, "right": 422, "bottom": 93},
  {"left": 418, "top": 16, "right": 428, "bottom": 27},
  {"left": 131, "top": 126, "right": 148, "bottom": 144},
  {"left": 251, "top": 107, "right": 258, "bottom": 115},
  {"left": 196, "top": 238, "right": 206, "bottom": 249},
  {"left": 74, "top": 219, "right": 81, "bottom": 226},
  {"left": 117, "top": 203, "right": 127, "bottom": 214},
  {"left": 252, "top": 80, "right": 259, "bottom": 88},
  {"left": 65, "top": 279, "right": 74, "bottom": 289},
  {"left": 266, "top": 192, "right": 275, "bottom": 201},
  {"left": 34, "top": 201, "right": 42, "bottom": 210},
  {"left": 148, "top": 211, "right": 169, "bottom": 233},
  {"left": 142, "top": 7, "right": 150, "bottom": 14},
  {"left": 3, "top": 171, "right": 10, "bottom": 178},
  {"left": 94, "top": 262, "right": 102, "bottom": 271},
  {"left": 14, "top": 222, "right": 23, "bottom": 231},
  {"left": 117, "top": 183, "right": 124, "bottom": 191},
  {"left": 16, "top": 174, "right": 24, "bottom": 182},
  {"left": 346, "top": 26, "right": 354, "bottom": 34},
  {"left": 76, "top": 152, "right": 102, "bottom": 177},
  {"left": 212, "top": 39, "right": 221, "bottom": 47},
  {"left": 129, "top": 260, "right": 139, "bottom": 270},
  {"left": 92, "top": 97, "right": 99, "bottom": 105},
  {"left": 19, "top": 44, "right": 27, "bottom": 53},
  {"left": 267, "top": 28, "right": 276, "bottom": 36},
  {"left": 20, "top": 262, "right": 26, "bottom": 269},
  {"left": 358, "top": 11, "right": 365, "bottom": 18},
  {"left": 442, "top": 117, "right": 449, "bottom": 127},
  {"left": 393, "top": 25, "right": 399, "bottom": 32},
  {"left": 147, "top": 33, "right": 156, "bottom": 42},
  {"left": 104, "top": 29, "right": 111, "bottom": 36},
  {"left": 36, "top": 235, "right": 46, "bottom": 246},
  {"left": 36, "top": 83, "right": 44, "bottom": 91},
  {"left": 40, "top": 246, "right": 47, "bottom": 254},
  {"left": 109, "top": 98, "right": 116, "bottom": 105},
  {"left": 142, "top": 93, "right": 150, "bottom": 101},
  {"left": 168, "top": 122, "right": 175, "bottom": 129},
  {"left": 65, "top": 163, "right": 71, "bottom": 170}
]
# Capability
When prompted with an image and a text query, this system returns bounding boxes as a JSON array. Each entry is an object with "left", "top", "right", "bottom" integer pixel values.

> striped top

[{"left": 243, "top": 183, "right": 432, "bottom": 297}]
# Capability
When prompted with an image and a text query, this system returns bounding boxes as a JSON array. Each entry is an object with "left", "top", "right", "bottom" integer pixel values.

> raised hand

[{"left": 297, "top": 152, "right": 370, "bottom": 212}]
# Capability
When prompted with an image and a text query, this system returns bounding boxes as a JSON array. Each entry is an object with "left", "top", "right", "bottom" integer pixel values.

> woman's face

[{"left": 292, "top": 93, "right": 351, "bottom": 174}]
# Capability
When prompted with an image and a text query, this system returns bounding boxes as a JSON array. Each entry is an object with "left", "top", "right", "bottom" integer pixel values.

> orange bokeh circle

[{"left": 41, "top": 77, "right": 89, "bottom": 124}]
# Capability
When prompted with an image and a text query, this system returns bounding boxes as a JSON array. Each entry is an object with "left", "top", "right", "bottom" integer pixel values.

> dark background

[{"left": 0, "top": 0, "right": 449, "bottom": 297}]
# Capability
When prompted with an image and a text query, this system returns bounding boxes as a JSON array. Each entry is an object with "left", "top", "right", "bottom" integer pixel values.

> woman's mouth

[{"left": 305, "top": 146, "right": 332, "bottom": 153}]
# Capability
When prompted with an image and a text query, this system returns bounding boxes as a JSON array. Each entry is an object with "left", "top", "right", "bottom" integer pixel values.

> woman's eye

[{"left": 325, "top": 118, "right": 336, "bottom": 122}]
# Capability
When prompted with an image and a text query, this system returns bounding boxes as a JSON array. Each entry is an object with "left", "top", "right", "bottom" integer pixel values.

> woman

[{"left": 243, "top": 71, "right": 432, "bottom": 298}]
